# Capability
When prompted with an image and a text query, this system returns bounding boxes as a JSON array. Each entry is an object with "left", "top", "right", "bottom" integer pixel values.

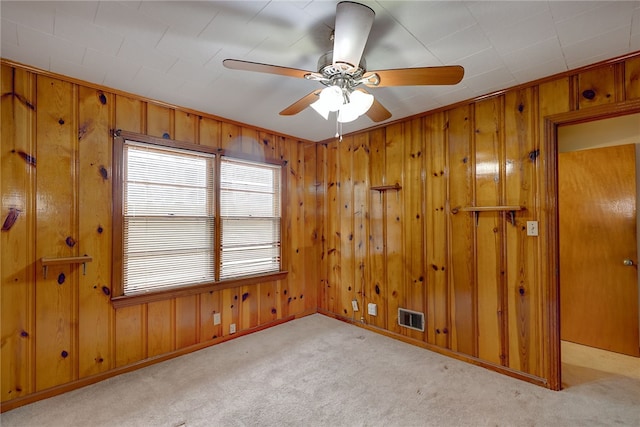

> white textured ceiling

[{"left": 2, "top": 1, "right": 639, "bottom": 142}]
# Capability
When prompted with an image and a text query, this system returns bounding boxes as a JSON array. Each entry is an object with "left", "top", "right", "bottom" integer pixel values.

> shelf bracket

[{"left": 41, "top": 255, "right": 93, "bottom": 279}]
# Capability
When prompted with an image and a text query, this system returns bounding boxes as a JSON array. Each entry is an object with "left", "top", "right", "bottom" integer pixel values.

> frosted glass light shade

[
  {"left": 319, "top": 85, "right": 344, "bottom": 111},
  {"left": 337, "top": 90, "right": 374, "bottom": 123},
  {"left": 310, "top": 98, "right": 330, "bottom": 120}
]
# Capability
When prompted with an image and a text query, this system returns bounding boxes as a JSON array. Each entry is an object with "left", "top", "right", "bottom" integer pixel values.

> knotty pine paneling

[
  {"left": 316, "top": 53, "right": 640, "bottom": 387},
  {"left": 338, "top": 135, "right": 355, "bottom": 319},
  {"left": 324, "top": 142, "right": 340, "bottom": 314},
  {"left": 34, "top": 75, "right": 77, "bottom": 391},
  {"left": 146, "top": 103, "right": 172, "bottom": 139},
  {"left": 577, "top": 65, "right": 617, "bottom": 109},
  {"left": 77, "top": 86, "right": 114, "bottom": 378},
  {"left": 367, "top": 129, "right": 387, "bottom": 329},
  {"left": 174, "top": 111, "right": 197, "bottom": 144},
  {"left": 352, "top": 133, "right": 370, "bottom": 323},
  {"left": 474, "top": 97, "right": 505, "bottom": 365},
  {"left": 425, "top": 112, "right": 449, "bottom": 348},
  {"left": 625, "top": 56, "right": 640, "bottom": 100},
  {"left": 402, "top": 118, "right": 426, "bottom": 341},
  {"left": 384, "top": 123, "right": 405, "bottom": 335},
  {"left": 1, "top": 65, "right": 36, "bottom": 401},
  {"left": 303, "top": 142, "right": 320, "bottom": 311},
  {"left": 447, "top": 104, "right": 477, "bottom": 356},
  {"left": 503, "top": 88, "right": 541, "bottom": 377},
  {"left": 147, "top": 300, "right": 174, "bottom": 358},
  {"left": 1, "top": 61, "right": 316, "bottom": 409},
  {"left": 3, "top": 53, "right": 639, "bottom": 407}
]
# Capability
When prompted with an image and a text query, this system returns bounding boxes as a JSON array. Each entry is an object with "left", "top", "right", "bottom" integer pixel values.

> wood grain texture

[
  {"left": 175, "top": 295, "right": 198, "bottom": 349},
  {"left": 537, "top": 76, "right": 571, "bottom": 389},
  {"left": 326, "top": 142, "right": 340, "bottom": 314},
  {"left": 316, "top": 143, "right": 329, "bottom": 310},
  {"left": 338, "top": 135, "right": 355, "bottom": 319},
  {"left": 303, "top": 142, "right": 320, "bottom": 312},
  {"left": 77, "top": 86, "right": 114, "bottom": 377},
  {"left": 425, "top": 112, "right": 449, "bottom": 348},
  {"left": 199, "top": 290, "right": 222, "bottom": 341},
  {"left": 385, "top": 123, "right": 405, "bottom": 334},
  {"left": 474, "top": 97, "right": 504, "bottom": 365},
  {"left": 1, "top": 62, "right": 319, "bottom": 409},
  {"left": 367, "top": 129, "right": 387, "bottom": 329},
  {"left": 559, "top": 144, "right": 639, "bottom": 356},
  {"left": 577, "top": 66, "right": 616, "bottom": 109},
  {"left": 198, "top": 116, "right": 221, "bottom": 149},
  {"left": 174, "top": 111, "right": 197, "bottom": 144},
  {"left": 352, "top": 133, "right": 370, "bottom": 323},
  {"left": 504, "top": 88, "right": 541, "bottom": 377},
  {"left": 447, "top": 105, "right": 477, "bottom": 356},
  {"left": 625, "top": 56, "right": 640, "bottom": 100},
  {"left": 34, "top": 76, "right": 77, "bottom": 391},
  {"left": 402, "top": 118, "right": 426, "bottom": 341},
  {"left": 115, "top": 95, "right": 144, "bottom": 133},
  {"left": 147, "top": 300, "right": 174, "bottom": 358},
  {"left": 146, "top": 103, "right": 173, "bottom": 139},
  {"left": 1, "top": 65, "right": 36, "bottom": 400}
]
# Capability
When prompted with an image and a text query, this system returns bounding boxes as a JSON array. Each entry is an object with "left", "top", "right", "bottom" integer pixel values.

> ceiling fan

[{"left": 223, "top": 1, "right": 464, "bottom": 126}]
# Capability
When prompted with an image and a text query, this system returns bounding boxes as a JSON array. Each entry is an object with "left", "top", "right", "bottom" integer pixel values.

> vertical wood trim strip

[{"left": 71, "top": 82, "right": 80, "bottom": 382}]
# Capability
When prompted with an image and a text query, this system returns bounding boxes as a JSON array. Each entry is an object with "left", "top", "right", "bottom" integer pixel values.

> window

[
  {"left": 220, "top": 157, "right": 282, "bottom": 280},
  {"left": 123, "top": 142, "right": 215, "bottom": 294},
  {"left": 113, "top": 131, "right": 285, "bottom": 302}
]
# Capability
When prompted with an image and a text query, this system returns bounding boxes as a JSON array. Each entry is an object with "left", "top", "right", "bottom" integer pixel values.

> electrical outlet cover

[
  {"left": 367, "top": 303, "right": 377, "bottom": 316},
  {"left": 351, "top": 300, "right": 359, "bottom": 311}
]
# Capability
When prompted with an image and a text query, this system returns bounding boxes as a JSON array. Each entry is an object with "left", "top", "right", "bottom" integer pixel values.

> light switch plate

[{"left": 527, "top": 221, "right": 539, "bottom": 236}]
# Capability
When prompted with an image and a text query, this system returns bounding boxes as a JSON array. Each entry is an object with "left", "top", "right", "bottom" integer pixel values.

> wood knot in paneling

[{"left": 2, "top": 207, "right": 21, "bottom": 231}]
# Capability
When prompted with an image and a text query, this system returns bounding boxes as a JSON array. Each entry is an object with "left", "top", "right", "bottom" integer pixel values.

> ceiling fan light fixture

[
  {"left": 318, "top": 85, "right": 344, "bottom": 112},
  {"left": 310, "top": 98, "right": 331, "bottom": 120},
  {"left": 337, "top": 90, "right": 374, "bottom": 123}
]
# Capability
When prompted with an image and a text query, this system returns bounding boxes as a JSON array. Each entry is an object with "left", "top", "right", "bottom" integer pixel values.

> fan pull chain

[{"left": 335, "top": 115, "right": 343, "bottom": 142}]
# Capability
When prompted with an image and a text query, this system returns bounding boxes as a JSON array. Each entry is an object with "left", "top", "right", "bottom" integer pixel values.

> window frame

[{"left": 112, "top": 130, "right": 287, "bottom": 308}]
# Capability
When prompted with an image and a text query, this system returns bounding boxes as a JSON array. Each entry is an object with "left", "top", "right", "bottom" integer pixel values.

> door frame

[{"left": 543, "top": 98, "right": 640, "bottom": 390}]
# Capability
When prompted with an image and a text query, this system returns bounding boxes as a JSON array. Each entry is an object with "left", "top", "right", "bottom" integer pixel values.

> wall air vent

[{"left": 398, "top": 308, "right": 424, "bottom": 332}]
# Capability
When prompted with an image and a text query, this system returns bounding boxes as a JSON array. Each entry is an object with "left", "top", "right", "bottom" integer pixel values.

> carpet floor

[{"left": 1, "top": 314, "right": 639, "bottom": 426}]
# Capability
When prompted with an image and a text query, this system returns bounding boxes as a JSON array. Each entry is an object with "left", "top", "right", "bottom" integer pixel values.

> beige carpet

[{"left": 2, "top": 314, "right": 639, "bottom": 426}]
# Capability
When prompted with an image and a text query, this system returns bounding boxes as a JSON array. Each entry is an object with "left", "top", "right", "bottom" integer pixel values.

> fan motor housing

[{"left": 317, "top": 51, "right": 366, "bottom": 80}]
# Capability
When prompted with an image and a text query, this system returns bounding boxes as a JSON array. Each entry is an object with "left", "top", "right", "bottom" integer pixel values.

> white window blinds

[
  {"left": 220, "top": 157, "right": 281, "bottom": 280},
  {"left": 123, "top": 141, "right": 215, "bottom": 295}
]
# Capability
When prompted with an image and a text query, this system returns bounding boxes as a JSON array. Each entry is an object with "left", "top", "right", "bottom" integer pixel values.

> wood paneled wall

[
  {"left": 1, "top": 63, "right": 318, "bottom": 408},
  {"left": 316, "top": 53, "right": 640, "bottom": 387},
  {"left": 2, "top": 52, "right": 639, "bottom": 408}
]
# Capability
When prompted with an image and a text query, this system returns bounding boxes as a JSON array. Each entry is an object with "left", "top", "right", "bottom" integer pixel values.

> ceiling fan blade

[
  {"left": 279, "top": 90, "right": 322, "bottom": 116},
  {"left": 366, "top": 99, "right": 392, "bottom": 122},
  {"left": 332, "top": 1, "right": 375, "bottom": 71},
  {"left": 223, "top": 59, "right": 314, "bottom": 79},
  {"left": 365, "top": 66, "right": 464, "bottom": 87},
  {"left": 355, "top": 88, "right": 391, "bottom": 122}
]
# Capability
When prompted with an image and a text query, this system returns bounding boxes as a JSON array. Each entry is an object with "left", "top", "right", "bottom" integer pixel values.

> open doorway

[{"left": 557, "top": 113, "right": 640, "bottom": 388}]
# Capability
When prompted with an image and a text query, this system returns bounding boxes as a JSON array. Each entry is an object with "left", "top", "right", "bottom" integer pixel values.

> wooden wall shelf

[
  {"left": 454, "top": 206, "right": 525, "bottom": 226},
  {"left": 459, "top": 205, "right": 525, "bottom": 212},
  {"left": 41, "top": 255, "right": 92, "bottom": 278},
  {"left": 370, "top": 183, "right": 402, "bottom": 192}
]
